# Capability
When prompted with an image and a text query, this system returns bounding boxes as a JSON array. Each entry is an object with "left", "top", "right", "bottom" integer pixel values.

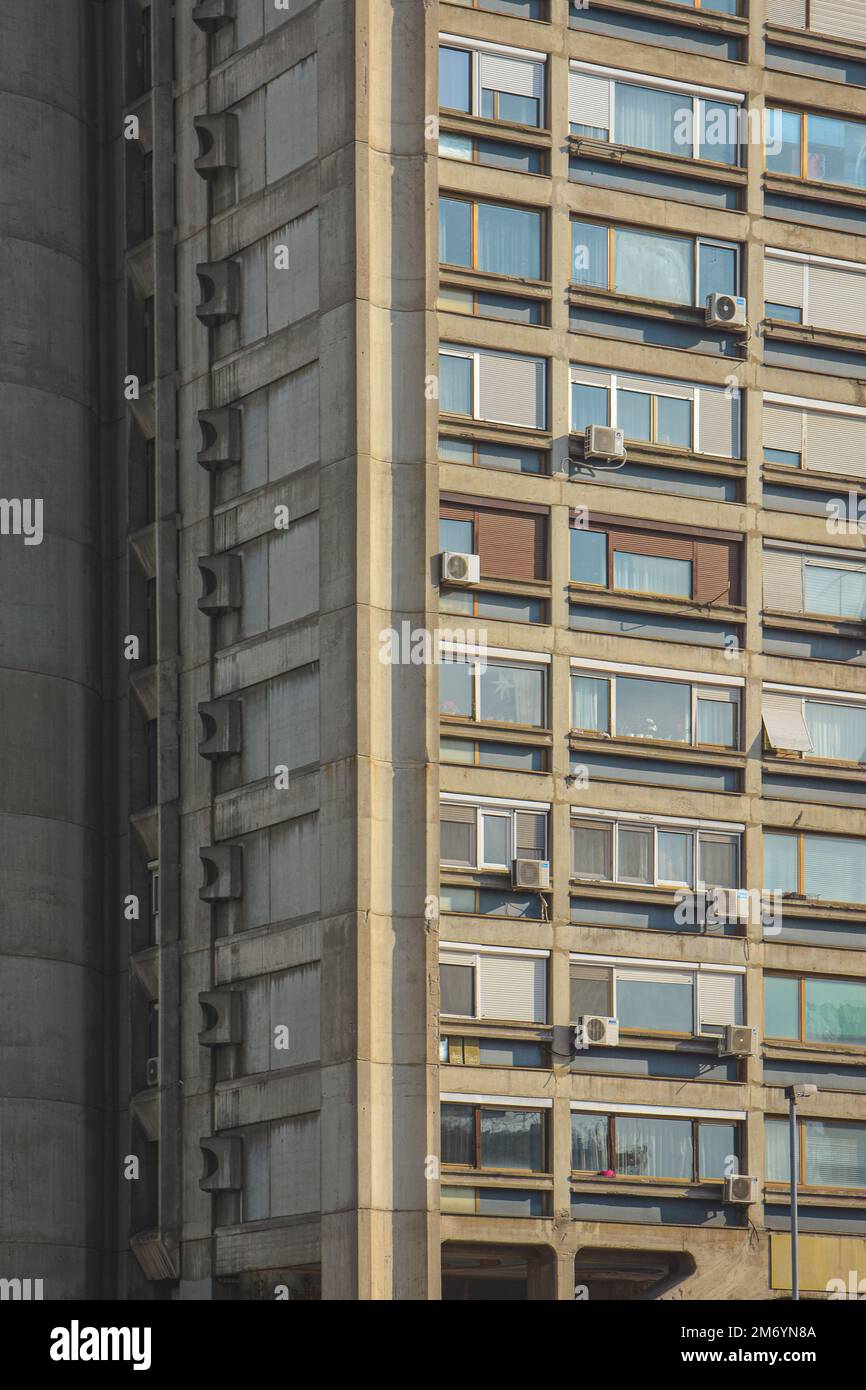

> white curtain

[
  {"left": 616, "top": 1116, "right": 693, "bottom": 1179},
  {"left": 613, "top": 551, "right": 692, "bottom": 598},
  {"left": 615, "top": 83, "right": 684, "bottom": 157},
  {"left": 571, "top": 675, "right": 608, "bottom": 731},
  {"left": 805, "top": 701, "right": 866, "bottom": 762},
  {"left": 615, "top": 228, "right": 693, "bottom": 304}
]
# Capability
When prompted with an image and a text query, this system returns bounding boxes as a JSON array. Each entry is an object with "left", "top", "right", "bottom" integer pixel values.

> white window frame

[
  {"left": 570, "top": 952, "right": 745, "bottom": 1038},
  {"left": 571, "top": 221, "right": 740, "bottom": 305},
  {"left": 570, "top": 367, "right": 699, "bottom": 451},
  {"left": 440, "top": 648, "right": 549, "bottom": 728},
  {"left": 570, "top": 809, "right": 742, "bottom": 890},
  {"left": 570, "top": 663, "right": 740, "bottom": 749},
  {"left": 443, "top": 795, "right": 549, "bottom": 873},
  {"left": 442, "top": 942, "right": 549, "bottom": 1022},
  {"left": 439, "top": 345, "right": 477, "bottom": 419},
  {"left": 569, "top": 60, "right": 745, "bottom": 165},
  {"left": 440, "top": 34, "right": 546, "bottom": 127}
]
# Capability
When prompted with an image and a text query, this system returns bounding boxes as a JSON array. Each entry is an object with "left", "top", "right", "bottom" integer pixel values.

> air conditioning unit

[
  {"left": 512, "top": 858, "right": 550, "bottom": 890},
  {"left": 724, "top": 1174, "right": 757, "bottom": 1205},
  {"left": 577, "top": 1015, "right": 619, "bottom": 1047},
  {"left": 719, "top": 1024, "right": 757, "bottom": 1058},
  {"left": 439, "top": 551, "right": 480, "bottom": 586},
  {"left": 706, "top": 293, "right": 747, "bottom": 328},
  {"left": 584, "top": 424, "right": 625, "bottom": 461},
  {"left": 145, "top": 1056, "right": 160, "bottom": 1088}
]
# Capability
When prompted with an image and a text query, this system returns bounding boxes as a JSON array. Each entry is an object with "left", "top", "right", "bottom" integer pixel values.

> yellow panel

[
  {"left": 441, "top": 1186, "right": 476, "bottom": 1215},
  {"left": 770, "top": 1233, "right": 866, "bottom": 1294}
]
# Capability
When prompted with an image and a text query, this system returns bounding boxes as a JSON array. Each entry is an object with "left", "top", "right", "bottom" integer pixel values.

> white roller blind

[
  {"left": 811, "top": 0, "right": 866, "bottom": 42},
  {"left": 617, "top": 968, "right": 688, "bottom": 986},
  {"left": 763, "top": 691, "right": 813, "bottom": 752},
  {"left": 764, "top": 547, "right": 804, "bottom": 612},
  {"left": 479, "top": 954, "right": 547, "bottom": 1023},
  {"left": 766, "top": 0, "right": 807, "bottom": 25},
  {"left": 809, "top": 265, "right": 866, "bottom": 336},
  {"left": 765, "top": 256, "right": 805, "bottom": 310},
  {"left": 764, "top": 403, "right": 803, "bottom": 454},
  {"left": 479, "top": 52, "right": 544, "bottom": 101},
  {"left": 569, "top": 70, "right": 610, "bottom": 132},
  {"left": 806, "top": 411, "right": 866, "bottom": 479},
  {"left": 479, "top": 351, "right": 545, "bottom": 429},
  {"left": 698, "top": 972, "right": 742, "bottom": 1031},
  {"left": 697, "top": 387, "right": 739, "bottom": 458},
  {"left": 572, "top": 366, "right": 612, "bottom": 390},
  {"left": 440, "top": 950, "right": 475, "bottom": 968}
]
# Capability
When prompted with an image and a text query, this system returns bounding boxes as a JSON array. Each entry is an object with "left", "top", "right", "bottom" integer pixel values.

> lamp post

[{"left": 785, "top": 1084, "right": 817, "bottom": 1301}]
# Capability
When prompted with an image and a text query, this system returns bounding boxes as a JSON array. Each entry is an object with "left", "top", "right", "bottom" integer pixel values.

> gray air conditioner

[
  {"left": 512, "top": 858, "right": 550, "bottom": 890},
  {"left": 584, "top": 425, "right": 625, "bottom": 461},
  {"left": 719, "top": 1024, "right": 757, "bottom": 1058},
  {"left": 440, "top": 551, "right": 480, "bottom": 585},
  {"left": 706, "top": 293, "right": 747, "bottom": 328},
  {"left": 577, "top": 1015, "right": 619, "bottom": 1047},
  {"left": 724, "top": 1174, "right": 757, "bottom": 1205}
]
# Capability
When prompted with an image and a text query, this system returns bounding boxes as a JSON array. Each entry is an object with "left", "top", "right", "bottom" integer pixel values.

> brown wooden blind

[
  {"left": 478, "top": 508, "right": 546, "bottom": 580},
  {"left": 440, "top": 502, "right": 474, "bottom": 523},
  {"left": 607, "top": 527, "right": 693, "bottom": 562},
  {"left": 694, "top": 539, "right": 736, "bottom": 606}
]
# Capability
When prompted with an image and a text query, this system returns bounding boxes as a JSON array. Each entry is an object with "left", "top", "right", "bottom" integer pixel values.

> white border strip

[
  {"left": 442, "top": 642, "right": 550, "bottom": 665},
  {"left": 440, "top": 31, "right": 546, "bottom": 65},
  {"left": 569, "top": 58, "right": 744, "bottom": 104},
  {"left": 764, "top": 681, "right": 866, "bottom": 705},
  {"left": 442, "top": 792, "right": 550, "bottom": 812},
  {"left": 443, "top": 942, "right": 549, "bottom": 958},
  {"left": 443, "top": 1093, "right": 552, "bottom": 1108},
  {"left": 569, "top": 656, "right": 743, "bottom": 688},
  {"left": 570, "top": 806, "right": 744, "bottom": 833},
  {"left": 766, "top": 246, "right": 866, "bottom": 275},
  {"left": 570, "top": 1101, "right": 746, "bottom": 1120},
  {"left": 764, "top": 391, "right": 866, "bottom": 420},
  {"left": 569, "top": 953, "right": 745, "bottom": 975}
]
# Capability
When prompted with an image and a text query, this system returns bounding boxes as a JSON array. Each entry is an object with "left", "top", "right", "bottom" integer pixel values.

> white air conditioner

[
  {"left": 512, "top": 858, "right": 550, "bottom": 890},
  {"left": 145, "top": 1056, "right": 160, "bottom": 1088},
  {"left": 719, "top": 1024, "right": 757, "bottom": 1059},
  {"left": 577, "top": 1014, "right": 619, "bottom": 1047},
  {"left": 584, "top": 424, "right": 625, "bottom": 461},
  {"left": 439, "top": 551, "right": 480, "bottom": 585},
  {"left": 706, "top": 293, "right": 747, "bottom": 328},
  {"left": 724, "top": 1174, "right": 757, "bottom": 1205}
]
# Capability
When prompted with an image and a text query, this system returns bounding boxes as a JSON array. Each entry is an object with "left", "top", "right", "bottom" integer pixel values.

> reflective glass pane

[
  {"left": 570, "top": 529, "right": 607, "bottom": 584},
  {"left": 477, "top": 202, "right": 541, "bottom": 278},
  {"left": 806, "top": 1120, "right": 866, "bottom": 1188},
  {"left": 439, "top": 354, "right": 473, "bottom": 415},
  {"left": 808, "top": 114, "right": 866, "bottom": 191},
  {"left": 439, "top": 47, "right": 471, "bottom": 112},
  {"left": 440, "top": 517, "right": 473, "bottom": 553},
  {"left": 615, "top": 228, "right": 693, "bottom": 304},
  {"left": 658, "top": 830, "right": 692, "bottom": 885},
  {"left": 440, "top": 963, "right": 475, "bottom": 1016},
  {"left": 699, "top": 834, "right": 738, "bottom": 889},
  {"left": 572, "top": 382, "right": 609, "bottom": 432},
  {"left": 480, "top": 1108, "right": 543, "bottom": 1171},
  {"left": 612, "top": 551, "right": 692, "bottom": 598},
  {"left": 765, "top": 1117, "right": 790, "bottom": 1183},
  {"left": 699, "top": 1123, "right": 737, "bottom": 1180},
  {"left": 572, "top": 823, "right": 612, "bottom": 879},
  {"left": 440, "top": 659, "right": 473, "bottom": 716},
  {"left": 805, "top": 701, "right": 866, "bottom": 763},
  {"left": 616, "top": 676, "right": 690, "bottom": 742},
  {"left": 571, "top": 966, "right": 612, "bottom": 1019},
  {"left": 617, "top": 827, "right": 653, "bottom": 884},
  {"left": 805, "top": 976, "right": 866, "bottom": 1046},
  {"left": 497, "top": 91, "right": 540, "bottom": 127},
  {"left": 804, "top": 833, "right": 866, "bottom": 904},
  {"left": 618, "top": 976, "right": 692, "bottom": 1031},
  {"left": 657, "top": 395, "right": 693, "bottom": 448},
  {"left": 572, "top": 1113, "right": 610, "bottom": 1172},
  {"left": 699, "top": 243, "right": 737, "bottom": 301},
  {"left": 618, "top": 390, "right": 652, "bottom": 442},
  {"left": 616, "top": 1116, "right": 693, "bottom": 1179},
  {"left": 764, "top": 833, "right": 798, "bottom": 893},
  {"left": 441, "top": 1104, "right": 475, "bottom": 1165},
  {"left": 572, "top": 220, "right": 608, "bottom": 288},
  {"left": 439, "top": 196, "right": 472, "bottom": 265},
  {"left": 616, "top": 82, "right": 684, "bottom": 157},
  {"left": 439, "top": 132, "right": 472, "bottom": 161},
  {"left": 805, "top": 564, "right": 866, "bottom": 619},
  {"left": 697, "top": 697, "right": 736, "bottom": 747},
  {"left": 765, "top": 975, "right": 799, "bottom": 1040},
  {"left": 481, "top": 814, "right": 510, "bottom": 866},
  {"left": 480, "top": 663, "right": 544, "bottom": 725},
  {"left": 572, "top": 675, "right": 609, "bottom": 732},
  {"left": 765, "top": 109, "right": 802, "bottom": 176},
  {"left": 700, "top": 100, "right": 738, "bottom": 165}
]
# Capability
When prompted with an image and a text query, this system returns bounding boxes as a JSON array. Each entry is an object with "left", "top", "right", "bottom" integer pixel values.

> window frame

[
  {"left": 765, "top": 106, "right": 866, "bottom": 189},
  {"left": 570, "top": 814, "right": 741, "bottom": 891},
  {"left": 766, "top": 1115, "right": 866, "bottom": 1193},
  {"left": 570, "top": 369, "right": 699, "bottom": 453},
  {"left": 441, "top": 801, "right": 549, "bottom": 873},
  {"left": 764, "top": 970, "right": 866, "bottom": 1050},
  {"left": 570, "top": 1109, "right": 742, "bottom": 1184},
  {"left": 439, "top": 193, "right": 546, "bottom": 281},
  {"left": 764, "top": 827, "right": 866, "bottom": 903},
  {"left": 570, "top": 667, "right": 740, "bottom": 751},
  {"left": 570, "top": 217, "right": 740, "bottom": 307},
  {"left": 440, "top": 653, "right": 549, "bottom": 731},
  {"left": 438, "top": 40, "right": 546, "bottom": 129},
  {"left": 441, "top": 1101, "right": 549, "bottom": 1175}
]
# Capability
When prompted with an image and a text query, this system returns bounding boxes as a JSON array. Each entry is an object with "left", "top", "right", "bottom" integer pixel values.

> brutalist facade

[{"left": 3, "top": 0, "right": 866, "bottom": 1303}]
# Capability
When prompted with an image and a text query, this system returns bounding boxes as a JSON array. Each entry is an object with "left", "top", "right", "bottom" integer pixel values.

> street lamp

[{"left": 785, "top": 1084, "right": 817, "bottom": 1301}]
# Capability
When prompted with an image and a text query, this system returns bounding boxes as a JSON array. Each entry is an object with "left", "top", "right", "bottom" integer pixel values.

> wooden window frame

[
  {"left": 439, "top": 193, "right": 547, "bottom": 280},
  {"left": 571, "top": 1111, "right": 741, "bottom": 1183},
  {"left": 441, "top": 1102, "right": 548, "bottom": 1175}
]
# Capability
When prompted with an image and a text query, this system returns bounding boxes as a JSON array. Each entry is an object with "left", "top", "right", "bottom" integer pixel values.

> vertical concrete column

[{"left": 0, "top": 0, "right": 107, "bottom": 1298}]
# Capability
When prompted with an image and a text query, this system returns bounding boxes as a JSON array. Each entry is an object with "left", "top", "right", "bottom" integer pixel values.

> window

[
  {"left": 765, "top": 973, "right": 866, "bottom": 1047},
  {"left": 450, "top": 0, "right": 546, "bottom": 16},
  {"left": 571, "top": 815, "right": 740, "bottom": 889},
  {"left": 439, "top": 346, "right": 548, "bottom": 431},
  {"left": 441, "top": 1037, "right": 548, "bottom": 1068},
  {"left": 571, "top": 1111, "right": 740, "bottom": 1182},
  {"left": 441, "top": 737, "right": 546, "bottom": 772},
  {"left": 670, "top": 0, "right": 738, "bottom": 11},
  {"left": 764, "top": 830, "right": 866, "bottom": 904},
  {"left": 571, "top": 666, "right": 740, "bottom": 749},
  {"left": 569, "top": 64, "right": 743, "bottom": 166},
  {"left": 440, "top": 133, "right": 545, "bottom": 174},
  {"left": 763, "top": 687, "right": 866, "bottom": 763},
  {"left": 441, "top": 1103, "right": 546, "bottom": 1172},
  {"left": 439, "top": 196, "right": 543, "bottom": 280},
  {"left": 571, "top": 220, "right": 739, "bottom": 306},
  {"left": 440, "top": 948, "right": 547, "bottom": 1023},
  {"left": 571, "top": 958, "right": 743, "bottom": 1037},
  {"left": 804, "top": 562, "right": 866, "bottom": 619},
  {"left": 764, "top": 249, "right": 866, "bottom": 338},
  {"left": 612, "top": 551, "right": 692, "bottom": 599},
  {"left": 438, "top": 437, "right": 546, "bottom": 474},
  {"left": 764, "top": 543, "right": 866, "bottom": 617},
  {"left": 438, "top": 286, "right": 546, "bottom": 325},
  {"left": 440, "top": 884, "right": 545, "bottom": 918},
  {"left": 766, "top": 1117, "right": 866, "bottom": 1190},
  {"left": 570, "top": 367, "right": 740, "bottom": 458},
  {"left": 570, "top": 518, "right": 740, "bottom": 607},
  {"left": 441, "top": 800, "right": 548, "bottom": 871},
  {"left": 766, "top": 108, "right": 866, "bottom": 189},
  {"left": 440, "top": 653, "right": 547, "bottom": 728},
  {"left": 439, "top": 41, "right": 544, "bottom": 128}
]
